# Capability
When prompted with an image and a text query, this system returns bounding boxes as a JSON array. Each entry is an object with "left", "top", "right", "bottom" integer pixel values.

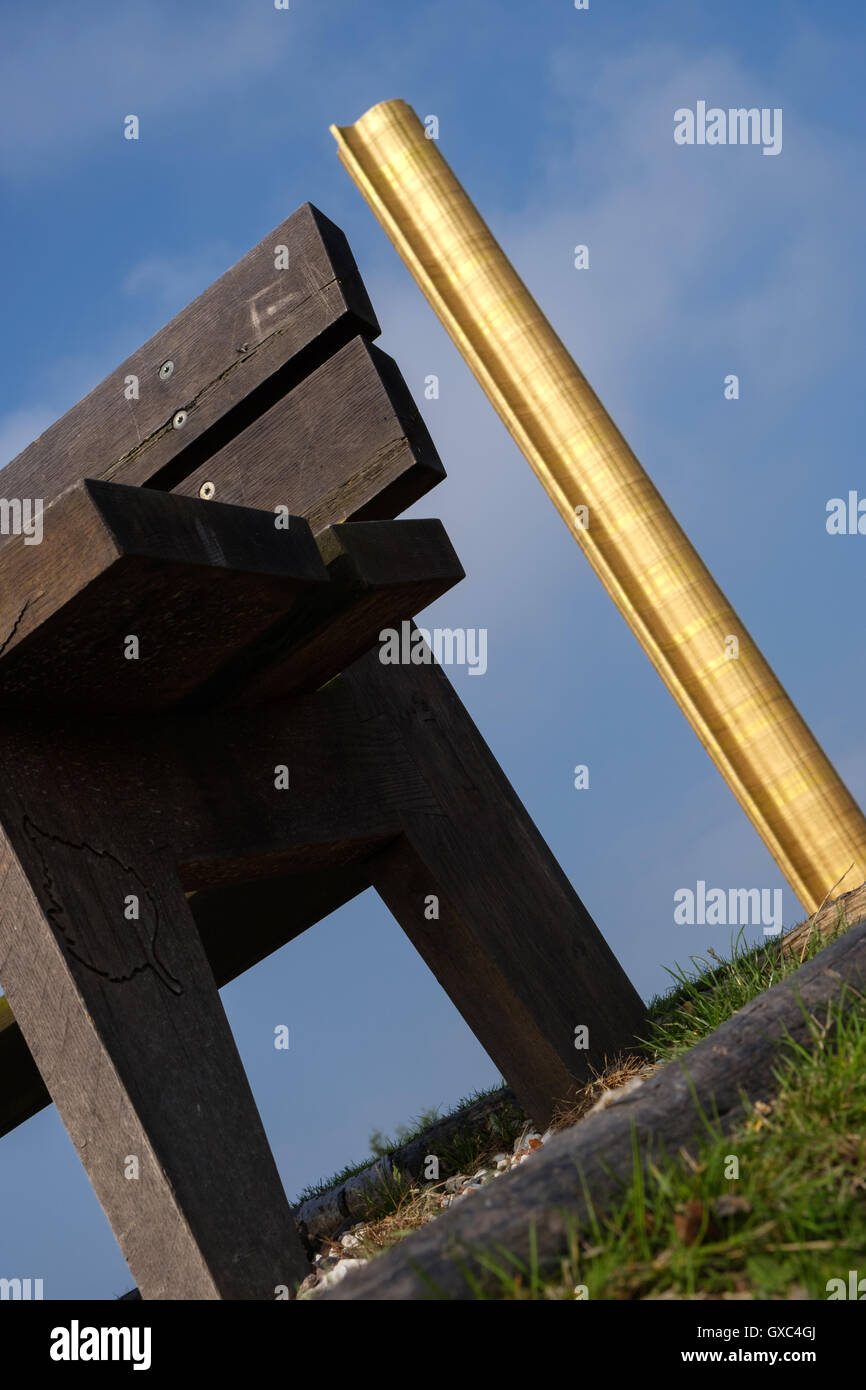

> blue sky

[{"left": 1, "top": 0, "right": 865, "bottom": 1298}]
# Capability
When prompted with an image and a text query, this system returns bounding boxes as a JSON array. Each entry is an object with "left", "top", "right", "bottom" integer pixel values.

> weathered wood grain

[
  {"left": 0, "top": 687, "right": 429, "bottom": 890},
  {"left": 0, "top": 752, "right": 310, "bottom": 1299},
  {"left": 0, "top": 205, "right": 378, "bottom": 512},
  {"left": 320, "top": 918, "right": 866, "bottom": 1299},
  {"left": 173, "top": 337, "right": 446, "bottom": 533},
  {"left": 344, "top": 632, "right": 648, "bottom": 1127}
]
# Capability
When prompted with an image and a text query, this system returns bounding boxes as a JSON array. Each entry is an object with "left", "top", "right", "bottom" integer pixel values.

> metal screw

[
  {"left": 199, "top": 481, "right": 215, "bottom": 500},
  {"left": 172, "top": 410, "right": 187, "bottom": 429},
  {"left": 158, "top": 360, "right": 174, "bottom": 380}
]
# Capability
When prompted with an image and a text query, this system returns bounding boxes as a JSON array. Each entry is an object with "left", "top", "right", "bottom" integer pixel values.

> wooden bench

[{"left": 0, "top": 204, "right": 646, "bottom": 1299}]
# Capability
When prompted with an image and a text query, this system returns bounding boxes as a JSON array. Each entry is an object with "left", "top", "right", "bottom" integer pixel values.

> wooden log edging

[
  {"left": 777, "top": 878, "right": 866, "bottom": 960},
  {"left": 320, "top": 917, "right": 866, "bottom": 1299},
  {"left": 293, "top": 1086, "right": 524, "bottom": 1246}
]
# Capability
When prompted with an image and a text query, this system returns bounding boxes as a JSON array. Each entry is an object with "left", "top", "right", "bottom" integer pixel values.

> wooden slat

[
  {"left": 173, "top": 337, "right": 446, "bottom": 533},
  {"left": 189, "top": 517, "right": 464, "bottom": 709},
  {"left": 0, "top": 485, "right": 461, "bottom": 714},
  {"left": 0, "top": 479, "right": 328, "bottom": 712},
  {"left": 0, "top": 204, "right": 378, "bottom": 512}
]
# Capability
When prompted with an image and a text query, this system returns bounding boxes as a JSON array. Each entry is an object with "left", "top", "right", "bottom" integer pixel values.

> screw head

[
  {"left": 172, "top": 410, "right": 187, "bottom": 429},
  {"left": 159, "top": 360, "right": 174, "bottom": 380},
  {"left": 199, "top": 481, "right": 215, "bottom": 500}
]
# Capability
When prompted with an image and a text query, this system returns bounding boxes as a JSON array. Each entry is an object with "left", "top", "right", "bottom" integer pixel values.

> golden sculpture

[{"left": 331, "top": 99, "right": 866, "bottom": 912}]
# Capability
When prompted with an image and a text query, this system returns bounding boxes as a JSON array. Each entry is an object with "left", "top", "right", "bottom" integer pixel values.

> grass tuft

[{"left": 469, "top": 988, "right": 866, "bottom": 1298}]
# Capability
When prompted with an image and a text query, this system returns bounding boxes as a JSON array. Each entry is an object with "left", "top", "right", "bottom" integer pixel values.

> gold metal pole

[{"left": 331, "top": 99, "right": 866, "bottom": 912}]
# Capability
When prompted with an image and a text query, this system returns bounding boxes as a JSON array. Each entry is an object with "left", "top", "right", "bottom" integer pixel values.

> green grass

[
  {"left": 298, "top": 911, "right": 859, "bottom": 1299},
  {"left": 643, "top": 913, "right": 847, "bottom": 1064},
  {"left": 454, "top": 987, "right": 866, "bottom": 1298}
]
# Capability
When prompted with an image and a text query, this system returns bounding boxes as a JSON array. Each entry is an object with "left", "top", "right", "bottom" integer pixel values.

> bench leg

[
  {"left": 0, "top": 770, "right": 309, "bottom": 1300},
  {"left": 345, "top": 639, "right": 647, "bottom": 1127}
]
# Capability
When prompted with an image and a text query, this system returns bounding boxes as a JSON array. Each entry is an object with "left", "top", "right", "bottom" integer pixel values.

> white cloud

[{"left": 525, "top": 39, "right": 865, "bottom": 402}]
